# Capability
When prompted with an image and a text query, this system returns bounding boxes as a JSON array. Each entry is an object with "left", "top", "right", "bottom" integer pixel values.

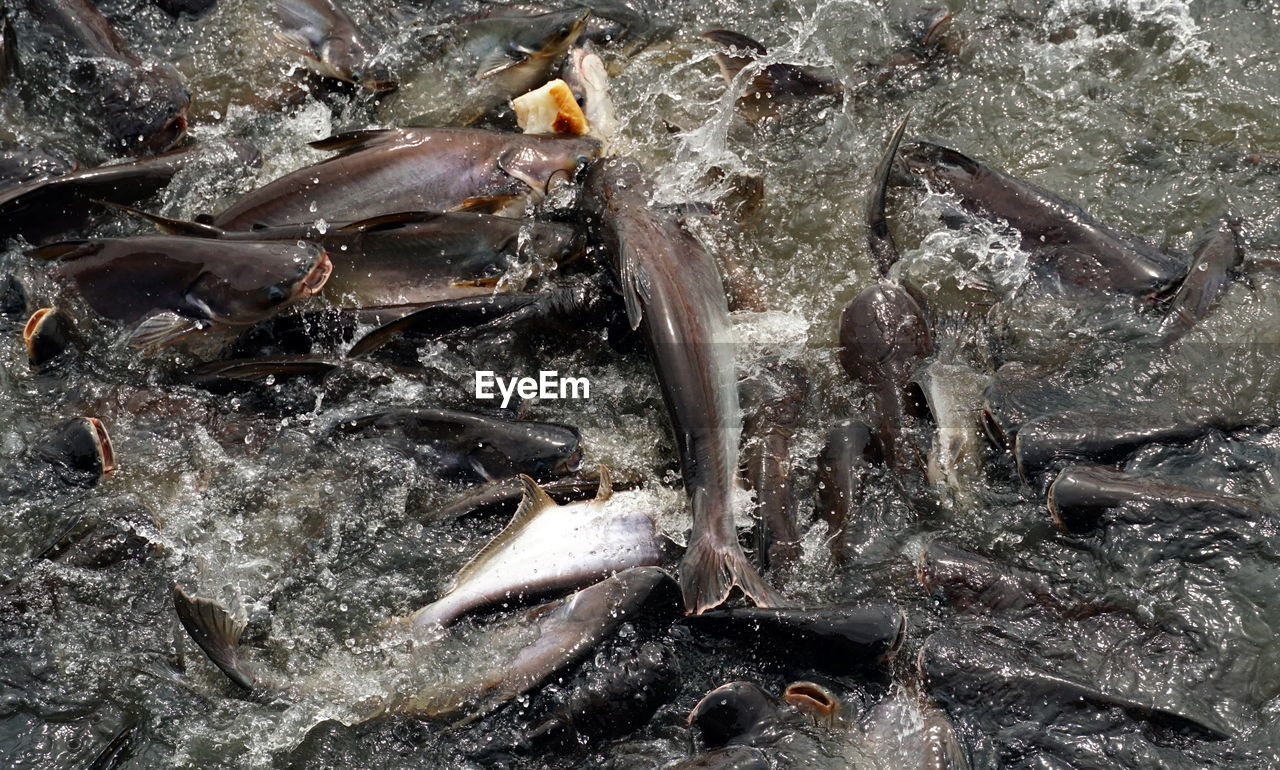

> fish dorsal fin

[
  {"left": 594, "top": 465, "right": 613, "bottom": 502},
  {"left": 172, "top": 584, "right": 255, "bottom": 691},
  {"left": 272, "top": 29, "right": 317, "bottom": 58},
  {"left": 94, "top": 200, "right": 225, "bottom": 238},
  {"left": 129, "top": 312, "right": 209, "bottom": 353},
  {"left": 25, "top": 240, "right": 96, "bottom": 261},
  {"left": 308, "top": 129, "right": 402, "bottom": 155},
  {"left": 340, "top": 211, "right": 447, "bottom": 232},
  {"left": 444, "top": 474, "right": 558, "bottom": 592},
  {"left": 475, "top": 47, "right": 527, "bottom": 80},
  {"left": 619, "top": 248, "right": 652, "bottom": 330},
  {"left": 866, "top": 111, "right": 912, "bottom": 276}
]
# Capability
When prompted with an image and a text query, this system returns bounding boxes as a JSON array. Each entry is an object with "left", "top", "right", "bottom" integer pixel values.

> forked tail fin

[{"left": 679, "top": 532, "right": 781, "bottom": 615}]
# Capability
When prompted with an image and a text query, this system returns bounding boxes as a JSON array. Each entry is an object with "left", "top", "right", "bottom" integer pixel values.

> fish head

[
  {"left": 838, "top": 281, "right": 932, "bottom": 376},
  {"left": 23, "top": 307, "right": 77, "bottom": 368},
  {"left": 35, "top": 416, "right": 116, "bottom": 487},
  {"left": 89, "top": 60, "right": 191, "bottom": 157},
  {"left": 689, "top": 681, "right": 781, "bottom": 749},
  {"left": 187, "top": 243, "right": 332, "bottom": 325},
  {"left": 469, "top": 421, "right": 582, "bottom": 480},
  {"left": 917, "top": 541, "right": 998, "bottom": 607},
  {"left": 499, "top": 136, "right": 601, "bottom": 197},
  {"left": 517, "top": 222, "right": 585, "bottom": 267},
  {"left": 316, "top": 36, "right": 398, "bottom": 94},
  {"left": 517, "top": 8, "right": 591, "bottom": 63}
]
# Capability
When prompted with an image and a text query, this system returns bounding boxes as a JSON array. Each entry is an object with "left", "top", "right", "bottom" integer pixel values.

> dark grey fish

[
  {"left": 689, "top": 681, "right": 784, "bottom": 749},
  {"left": 689, "top": 604, "right": 905, "bottom": 673},
  {"left": 212, "top": 129, "right": 599, "bottom": 229},
  {"left": 1046, "top": 464, "right": 1263, "bottom": 533},
  {"left": 900, "top": 140, "right": 1184, "bottom": 296},
  {"left": 919, "top": 630, "right": 1234, "bottom": 741},
  {"left": 173, "top": 567, "right": 673, "bottom": 723},
  {"left": 866, "top": 113, "right": 911, "bottom": 275},
  {"left": 979, "top": 361, "right": 1074, "bottom": 450},
  {"left": 815, "top": 419, "right": 873, "bottom": 564},
  {"left": 333, "top": 408, "right": 581, "bottom": 482},
  {"left": 701, "top": 29, "right": 843, "bottom": 124},
  {"left": 23, "top": 306, "right": 79, "bottom": 369},
  {"left": 0, "top": 140, "right": 260, "bottom": 244},
  {"left": 15, "top": 0, "right": 189, "bottom": 155},
  {"left": 0, "top": 143, "right": 74, "bottom": 187},
  {"left": 838, "top": 281, "right": 933, "bottom": 477},
  {"left": 519, "top": 641, "right": 678, "bottom": 750},
  {"left": 30, "top": 235, "right": 332, "bottom": 351},
  {"left": 274, "top": 0, "right": 395, "bottom": 93},
  {"left": 85, "top": 721, "right": 142, "bottom": 770},
  {"left": 741, "top": 358, "right": 808, "bottom": 570},
  {"left": 152, "top": 0, "right": 215, "bottom": 16},
  {"left": 1158, "top": 216, "right": 1244, "bottom": 344},
  {"left": 119, "top": 207, "right": 581, "bottom": 307},
  {"left": 584, "top": 157, "right": 780, "bottom": 614},
  {"left": 34, "top": 415, "right": 115, "bottom": 487},
  {"left": 1013, "top": 408, "right": 1231, "bottom": 485}
]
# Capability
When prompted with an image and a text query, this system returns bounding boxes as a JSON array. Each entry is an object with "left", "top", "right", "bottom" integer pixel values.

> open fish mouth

[
  {"left": 89, "top": 417, "right": 116, "bottom": 475},
  {"left": 23, "top": 308, "right": 53, "bottom": 353},
  {"left": 300, "top": 251, "right": 334, "bottom": 295}
]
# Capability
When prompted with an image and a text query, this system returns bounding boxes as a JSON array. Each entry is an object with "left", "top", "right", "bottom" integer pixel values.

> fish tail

[
  {"left": 172, "top": 584, "right": 259, "bottom": 694},
  {"left": 679, "top": 532, "right": 782, "bottom": 615}
]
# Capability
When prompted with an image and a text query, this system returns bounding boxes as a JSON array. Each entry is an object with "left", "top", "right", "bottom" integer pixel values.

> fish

[
  {"left": 115, "top": 206, "right": 582, "bottom": 307},
  {"left": 919, "top": 540, "right": 1103, "bottom": 617},
  {"left": 518, "top": 641, "right": 678, "bottom": 750},
  {"left": 838, "top": 281, "right": 933, "bottom": 477},
  {"left": 979, "top": 361, "right": 1075, "bottom": 451},
  {"left": 33, "top": 416, "right": 116, "bottom": 488},
  {"left": 30, "top": 235, "right": 332, "bottom": 351},
  {"left": 1046, "top": 464, "right": 1263, "bottom": 533},
  {"left": 688, "top": 604, "right": 905, "bottom": 673},
  {"left": 781, "top": 681, "right": 842, "bottom": 728},
  {"left": 689, "top": 681, "right": 784, "bottom": 749},
  {"left": 424, "top": 467, "right": 639, "bottom": 524},
  {"left": 16, "top": 0, "right": 189, "bottom": 155},
  {"left": 405, "top": 469, "right": 667, "bottom": 636},
  {"left": 0, "top": 143, "right": 75, "bottom": 188},
  {"left": 426, "top": 8, "right": 590, "bottom": 125},
  {"left": 23, "top": 307, "right": 78, "bottom": 370},
  {"left": 1158, "top": 216, "right": 1244, "bottom": 344},
  {"left": 333, "top": 408, "right": 582, "bottom": 482},
  {"left": 173, "top": 566, "right": 673, "bottom": 723},
  {"left": 152, "top": 0, "right": 216, "bottom": 16},
  {"left": 85, "top": 721, "right": 142, "bottom": 770},
  {"left": 863, "top": 689, "right": 969, "bottom": 770},
  {"left": 899, "top": 140, "right": 1185, "bottom": 296},
  {"left": 740, "top": 358, "right": 809, "bottom": 570},
  {"left": 583, "top": 156, "right": 780, "bottom": 614},
  {"left": 274, "top": 0, "right": 396, "bottom": 93},
  {"left": 700, "top": 29, "right": 843, "bottom": 124},
  {"left": 346, "top": 272, "right": 621, "bottom": 358},
  {"left": 815, "top": 419, "right": 874, "bottom": 564},
  {"left": 0, "top": 140, "right": 260, "bottom": 244},
  {"left": 918, "top": 630, "right": 1234, "bottom": 741},
  {"left": 921, "top": 361, "right": 990, "bottom": 496},
  {"left": 1013, "top": 407, "right": 1232, "bottom": 485},
  {"left": 212, "top": 128, "right": 599, "bottom": 229}
]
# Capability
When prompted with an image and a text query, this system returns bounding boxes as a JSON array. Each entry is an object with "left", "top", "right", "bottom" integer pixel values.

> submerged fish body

[
  {"left": 16, "top": 0, "right": 189, "bottom": 156},
  {"left": 35, "top": 235, "right": 331, "bottom": 350},
  {"left": 1159, "top": 216, "right": 1244, "bottom": 344},
  {"left": 274, "top": 0, "right": 395, "bottom": 93},
  {"left": 815, "top": 419, "right": 873, "bottom": 564},
  {"left": 584, "top": 157, "right": 778, "bottom": 614},
  {"left": 334, "top": 408, "right": 582, "bottom": 481},
  {"left": 407, "top": 470, "right": 666, "bottom": 635},
  {"left": 1046, "top": 464, "right": 1263, "bottom": 533},
  {"left": 863, "top": 689, "right": 969, "bottom": 770},
  {"left": 701, "top": 30, "right": 843, "bottom": 124},
  {"left": 212, "top": 129, "right": 599, "bottom": 229},
  {"left": 900, "top": 140, "right": 1184, "bottom": 296}
]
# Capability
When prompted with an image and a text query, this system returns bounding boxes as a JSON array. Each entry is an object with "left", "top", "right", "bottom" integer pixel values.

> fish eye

[
  {"left": 267, "top": 285, "right": 287, "bottom": 304},
  {"left": 558, "top": 25, "right": 572, "bottom": 37}
]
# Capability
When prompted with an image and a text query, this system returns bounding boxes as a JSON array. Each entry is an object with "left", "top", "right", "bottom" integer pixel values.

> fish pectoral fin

[
  {"left": 308, "top": 128, "right": 400, "bottom": 154},
  {"left": 451, "top": 194, "right": 524, "bottom": 215},
  {"left": 475, "top": 48, "right": 527, "bottom": 80},
  {"left": 618, "top": 254, "right": 651, "bottom": 330},
  {"left": 129, "top": 312, "right": 208, "bottom": 353},
  {"left": 92, "top": 200, "right": 225, "bottom": 238},
  {"left": 172, "top": 584, "right": 257, "bottom": 692},
  {"left": 271, "top": 29, "right": 317, "bottom": 57},
  {"left": 339, "top": 211, "right": 446, "bottom": 232},
  {"left": 593, "top": 465, "right": 613, "bottom": 502}
]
